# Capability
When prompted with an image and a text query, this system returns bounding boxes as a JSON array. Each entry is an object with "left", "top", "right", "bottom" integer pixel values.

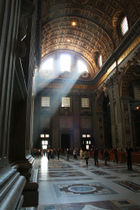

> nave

[{"left": 35, "top": 156, "right": 140, "bottom": 210}]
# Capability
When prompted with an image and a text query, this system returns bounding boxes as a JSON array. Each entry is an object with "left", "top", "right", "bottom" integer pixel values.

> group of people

[
  {"left": 33, "top": 146, "right": 134, "bottom": 170},
  {"left": 75, "top": 147, "right": 133, "bottom": 170},
  {"left": 80, "top": 147, "right": 99, "bottom": 167},
  {"left": 40, "top": 148, "right": 61, "bottom": 160},
  {"left": 79, "top": 147, "right": 107, "bottom": 167}
]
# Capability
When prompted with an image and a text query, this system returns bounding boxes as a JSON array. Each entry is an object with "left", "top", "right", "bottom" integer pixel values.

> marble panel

[
  {"left": 53, "top": 182, "right": 117, "bottom": 197},
  {"left": 114, "top": 180, "right": 140, "bottom": 192},
  {"left": 39, "top": 200, "right": 140, "bottom": 210}
]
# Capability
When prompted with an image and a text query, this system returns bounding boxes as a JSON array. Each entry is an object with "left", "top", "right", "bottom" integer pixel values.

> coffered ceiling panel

[{"left": 41, "top": 0, "right": 126, "bottom": 79}]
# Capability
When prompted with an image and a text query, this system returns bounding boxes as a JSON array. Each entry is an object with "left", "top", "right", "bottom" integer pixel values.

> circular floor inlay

[{"left": 68, "top": 185, "right": 96, "bottom": 193}]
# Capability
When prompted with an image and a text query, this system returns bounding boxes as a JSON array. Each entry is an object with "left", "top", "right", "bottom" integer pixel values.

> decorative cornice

[{"left": 94, "top": 18, "right": 140, "bottom": 86}]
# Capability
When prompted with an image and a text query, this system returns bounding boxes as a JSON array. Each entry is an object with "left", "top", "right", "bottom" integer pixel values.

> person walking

[
  {"left": 94, "top": 147, "right": 99, "bottom": 166},
  {"left": 57, "top": 148, "right": 60, "bottom": 160},
  {"left": 104, "top": 149, "right": 109, "bottom": 166},
  {"left": 47, "top": 149, "right": 51, "bottom": 160},
  {"left": 84, "top": 150, "right": 89, "bottom": 167},
  {"left": 80, "top": 148, "right": 83, "bottom": 159},
  {"left": 66, "top": 148, "right": 70, "bottom": 161},
  {"left": 73, "top": 148, "right": 77, "bottom": 159},
  {"left": 113, "top": 147, "right": 118, "bottom": 164},
  {"left": 126, "top": 147, "right": 133, "bottom": 170}
]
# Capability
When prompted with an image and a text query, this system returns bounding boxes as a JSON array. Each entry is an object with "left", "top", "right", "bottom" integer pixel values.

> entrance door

[{"left": 61, "top": 134, "right": 70, "bottom": 149}]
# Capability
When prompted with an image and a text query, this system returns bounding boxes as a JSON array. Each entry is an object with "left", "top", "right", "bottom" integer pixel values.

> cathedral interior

[{"left": 0, "top": 0, "right": 140, "bottom": 210}]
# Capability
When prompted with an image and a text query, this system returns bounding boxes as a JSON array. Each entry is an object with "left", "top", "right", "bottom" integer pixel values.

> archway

[{"left": 61, "top": 134, "right": 70, "bottom": 149}]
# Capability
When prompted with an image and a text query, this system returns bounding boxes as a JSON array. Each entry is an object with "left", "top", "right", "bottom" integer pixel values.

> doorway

[{"left": 61, "top": 134, "right": 70, "bottom": 149}]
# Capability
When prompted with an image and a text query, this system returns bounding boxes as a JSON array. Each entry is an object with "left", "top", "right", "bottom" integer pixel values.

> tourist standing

[
  {"left": 66, "top": 148, "right": 70, "bottom": 161},
  {"left": 104, "top": 149, "right": 109, "bottom": 166},
  {"left": 57, "top": 148, "right": 60, "bottom": 160},
  {"left": 84, "top": 150, "right": 89, "bottom": 167},
  {"left": 94, "top": 147, "right": 99, "bottom": 166},
  {"left": 126, "top": 147, "right": 133, "bottom": 170}
]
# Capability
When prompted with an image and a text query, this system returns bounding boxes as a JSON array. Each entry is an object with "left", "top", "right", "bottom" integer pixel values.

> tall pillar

[
  {"left": 0, "top": 0, "right": 21, "bottom": 159},
  {"left": 0, "top": 1, "right": 26, "bottom": 209},
  {"left": 33, "top": 95, "right": 41, "bottom": 148},
  {"left": 112, "top": 78, "right": 124, "bottom": 148},
  {"left": 72, "top": 92, "right": 80, "bottom": 149},
  {"left": 93, "top": 91, "right": 105, "bottom": 148},
  {"left": 120, "top": 98, "right": 133, "bottom": 147}
]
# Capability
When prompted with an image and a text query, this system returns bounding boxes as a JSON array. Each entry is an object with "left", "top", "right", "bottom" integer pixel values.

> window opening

[
  {"left": 81, "top": 98, "right": 90, "bottom": 108},
  {"left": 41, "top": 96, "right": 50, "bottom": 107},
  {"left": 121, "top": 16, "right": 129, "bottom": 35},
  {"left": 60, "top": 54, "right": 71, "bottom": 72},
  {"left": 98, "top": 55, "right": 102, "bottom": 68},
  {"left": 61, "top": 97, "right": 70, "bottom": 107},
  {"left": 77, "top": 60, "right": 88, "bottom": 73}
]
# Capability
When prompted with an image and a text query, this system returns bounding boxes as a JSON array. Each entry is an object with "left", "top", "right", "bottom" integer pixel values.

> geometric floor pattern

[
  {"left": 37, "top": 155, "right": 140, "bottom": 210},
  {"left": 114, "top": 180, "right": 140, "bottom": 192},
  {"left": 40, "top": 201, "right": 140, "bottom": 210},
  {"left": 54, "top": 182, "right": 116, "bottom": 196}
]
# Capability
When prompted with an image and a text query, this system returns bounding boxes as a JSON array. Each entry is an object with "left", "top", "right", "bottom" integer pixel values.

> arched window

[
  {"left": 77, "top": 60, "right": 88, "bottom": 73},
  {"left": 40, "top": 51, "right": 90, "bottom": 79},
  {"left": 98, "top": 54, "right": 103, "bottom": 68},
  {"left": 41, "top": 57, "right": 54, "bottom": 71},
  {"left": 121, "top": 16, "right": 129, "bottom": 36},
  {"left": 60, "top": 54, "right": 71, "bottom": 72}
]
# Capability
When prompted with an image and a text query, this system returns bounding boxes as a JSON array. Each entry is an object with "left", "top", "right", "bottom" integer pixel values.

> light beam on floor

[{"left": 40, "top": 155, "right": 48, "bottom": 174}]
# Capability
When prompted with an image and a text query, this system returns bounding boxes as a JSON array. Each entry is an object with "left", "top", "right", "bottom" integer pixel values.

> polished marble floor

[{"left": 37, "top": 156, "right": 140, "bottom": 210}]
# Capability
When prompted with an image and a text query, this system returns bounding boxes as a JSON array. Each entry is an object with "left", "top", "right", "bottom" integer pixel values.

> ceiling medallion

[{"left": 73, "top": 0, "right": 89, "bottom": 5}]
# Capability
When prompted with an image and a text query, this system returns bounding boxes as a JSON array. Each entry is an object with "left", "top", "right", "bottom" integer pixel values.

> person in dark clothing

[
  {"left": 113, "top": 147, "right": 118, "bottom": 164},
  {"left": 100, "top": 149, "right": 104, "bottom": 160},
  {"left": 47, "top": 149, "right": 51, "bottom": 160},
  {"left": 73, "top": 148, "right": 77, "bottom": 159},
  {"left": 84, "top": 150, "right": 89, "bottom": 167},
  {"left": 66, "top": 148, "right": 70, "bottom": 161},
  {"left": 57, "top": 148, "right": 60, "bottom": 160},
  {"left": 94, "top": 147, "right": 99, "bottom": 166},
  {"left": 126, "top": 147, "right": 133, "bottom": 170},
  {"left": 104, "top": 149, "right": 109, "bottom": 166}
]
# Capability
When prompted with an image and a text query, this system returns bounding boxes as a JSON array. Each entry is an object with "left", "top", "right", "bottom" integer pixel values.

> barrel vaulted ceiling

[{"left": 41, "top": 0, "right": 140, "bottom": 80}]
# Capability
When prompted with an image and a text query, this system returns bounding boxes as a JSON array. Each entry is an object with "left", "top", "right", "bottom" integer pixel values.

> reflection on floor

[{"left": 37, "top": 156, "right": 140, "bottom": 210}]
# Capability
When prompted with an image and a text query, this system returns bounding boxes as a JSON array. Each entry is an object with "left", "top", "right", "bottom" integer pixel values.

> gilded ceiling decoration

[
  {"left": 41, "top": 0, "right": 139, "bottom": 80},
  {"left": 72, "top": 0, "right": 90, "bottom": 5}
]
